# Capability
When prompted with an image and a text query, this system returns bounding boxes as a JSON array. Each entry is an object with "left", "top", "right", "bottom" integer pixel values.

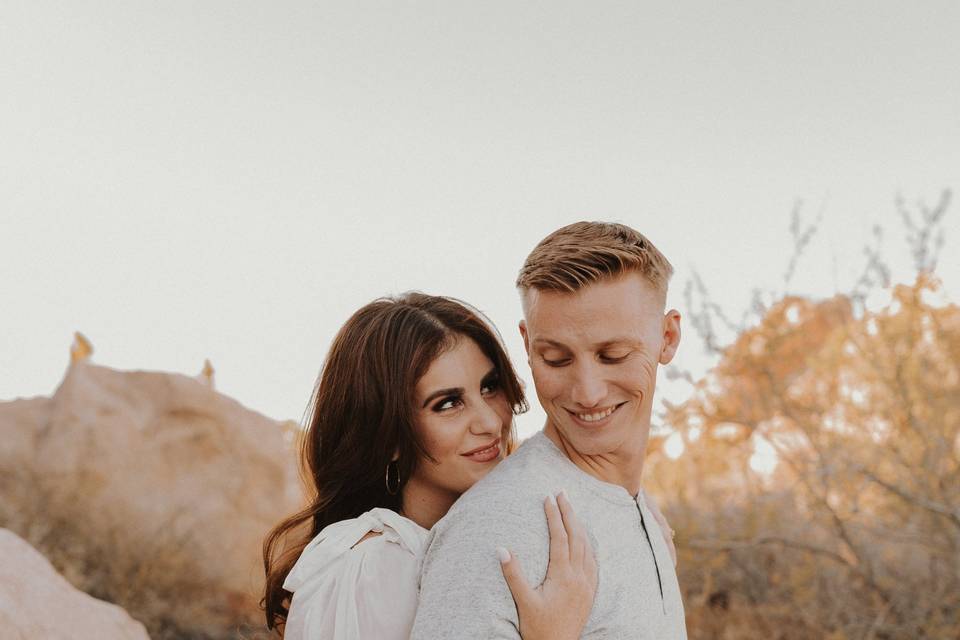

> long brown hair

[{"left": 262, "top": 292, "right": 526, "bottom": 634}]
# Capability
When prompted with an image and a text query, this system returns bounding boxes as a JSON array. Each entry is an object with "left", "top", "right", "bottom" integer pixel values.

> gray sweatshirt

[{"left": 411, "top": 431, "right": 687, "bottom": 639}]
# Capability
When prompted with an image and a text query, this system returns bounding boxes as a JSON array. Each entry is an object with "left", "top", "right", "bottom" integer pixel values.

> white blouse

[{"left": 282, "top": 508, "right": 429, "bottom": 640}]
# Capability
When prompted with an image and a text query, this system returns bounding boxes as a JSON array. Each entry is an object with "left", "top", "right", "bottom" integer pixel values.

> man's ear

[
  {"left": 659, "top": 309, "right": 681, "bottom": 365},
  {"left": 519, "top": 320, "right": 530, "bottom": 353}
]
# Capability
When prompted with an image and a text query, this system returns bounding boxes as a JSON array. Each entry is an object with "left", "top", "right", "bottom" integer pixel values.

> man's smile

[{"left": 566, "top": 401, "right": 628, "bottom": 426}]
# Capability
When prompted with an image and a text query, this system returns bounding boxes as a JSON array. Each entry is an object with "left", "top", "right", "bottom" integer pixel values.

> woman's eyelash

[
  {"left": 432, "top": 395, "right": 463, "bottom": 412},
  {"left": 431, "top": 376, "right": 502, "bottom": 411}
]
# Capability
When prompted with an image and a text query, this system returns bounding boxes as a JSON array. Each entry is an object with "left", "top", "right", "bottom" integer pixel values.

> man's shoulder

[
  {"left": 434, "top": 432, "right": 570, "bottom": 535},
  {"left": 462, "top": 432, "right": 567, "bottom": 495}
]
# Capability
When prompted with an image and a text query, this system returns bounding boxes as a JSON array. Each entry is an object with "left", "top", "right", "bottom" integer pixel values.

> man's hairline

[{"left": 517, "top": 272, "right": 670, "bottom": 319}]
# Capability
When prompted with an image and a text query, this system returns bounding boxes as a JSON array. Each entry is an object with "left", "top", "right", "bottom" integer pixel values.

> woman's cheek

[
  {"left": 492, "top": 396, "right": 512, "bottom": 424},
  {"left": 419, "top": 418, "right": 450, "bottom": 458}
]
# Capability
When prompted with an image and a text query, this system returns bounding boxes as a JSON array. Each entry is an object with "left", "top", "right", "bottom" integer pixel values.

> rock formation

[
  {"left": 198, "top": 358, "right": 216, "bottom": 387},
  {"left": 0, "top": 358, "right": 304, "bottom": 636},
  {"left": 70, "top": 331, "right": 93, "bottom": 363},
  {"left": 0, "top": 528, "right": 150, "bottom": 639}
]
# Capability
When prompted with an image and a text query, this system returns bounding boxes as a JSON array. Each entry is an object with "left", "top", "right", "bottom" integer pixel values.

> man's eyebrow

[
  {"left": 532, "top": 337, "right": 645, "bottom": 349},
  {"left": 532, "top": 338, "right": 567, "bottom": 348},
  {"left": 421, "top": 387, "right": 463, "bottom": 408},
  {"left": 596, "top": 337, "right": 645, "bottom": 349}
]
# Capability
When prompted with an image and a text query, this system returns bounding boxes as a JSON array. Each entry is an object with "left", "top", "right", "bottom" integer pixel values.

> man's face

[{"left": 520, "top": 272, "right": 681, "bottom": 461}]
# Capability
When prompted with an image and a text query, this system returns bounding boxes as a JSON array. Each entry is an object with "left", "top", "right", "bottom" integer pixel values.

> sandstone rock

[
  {"left": 198, "top": 358, "right": 216, "bottom": 387},
  {"left": 0, "top": 528, "right": 150, "bottom": 639},
  {"left": 0, "top": 360, "right": 304, "bottom": 633},
  {"left": 0, "top": 395, "right": 50, "bottom": 469},
  {"left": 70, "top": 331, "right": 93, "bottom": 362}
]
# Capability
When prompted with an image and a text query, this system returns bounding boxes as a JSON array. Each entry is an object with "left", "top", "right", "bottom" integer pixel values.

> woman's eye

[
  {"left": 543, "top": 357, "right": 571, "bottom": 367},
  {"left": 481, "top": 380, "right": 501, "bottom": 396},
  {"left": 434, "top": 397, "right": 463, "bottom": 412}
]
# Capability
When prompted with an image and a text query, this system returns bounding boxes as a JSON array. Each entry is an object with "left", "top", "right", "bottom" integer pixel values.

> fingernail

[
  {"left": 496, "top": 547, "right": 511, "bottom": 563},
  {"left": 546, "top": 494, "right": 557, "bottom": 506},
  {"left": 557, "top": 489, "right": 568, "bottom": 500}
]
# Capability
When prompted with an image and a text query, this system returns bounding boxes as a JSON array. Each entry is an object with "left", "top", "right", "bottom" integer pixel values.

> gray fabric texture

[{"left": 411, "top": 431, "right": 687, "bottom": 639}]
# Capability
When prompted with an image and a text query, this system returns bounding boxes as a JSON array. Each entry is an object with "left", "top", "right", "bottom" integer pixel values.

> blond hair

[{"left": 517, "top": 221, "right": 674, "bottom": 295}]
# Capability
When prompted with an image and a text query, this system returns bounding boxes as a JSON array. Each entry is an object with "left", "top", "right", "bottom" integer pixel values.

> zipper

[{"left": 635, "top": 496, "right": 666, "bottom": 615}]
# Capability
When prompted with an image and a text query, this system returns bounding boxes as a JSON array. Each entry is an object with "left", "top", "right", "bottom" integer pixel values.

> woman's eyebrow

[{"left": 421, "top": 387, "right": 463, "bottom": 408}]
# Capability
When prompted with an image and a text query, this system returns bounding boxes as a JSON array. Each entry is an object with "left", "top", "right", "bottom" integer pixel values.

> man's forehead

[
  {"left": 527, "top": 313, "right": 649, "bottom": 345},
  {"left": 532, "top": 334, "right": 647, "bottom": 350},
  {"left": 521, "top": 273, "right": 666, "bottom": 322}
]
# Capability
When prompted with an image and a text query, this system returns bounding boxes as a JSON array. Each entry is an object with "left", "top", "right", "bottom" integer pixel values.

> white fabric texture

[{"left": 282, "top": 508, "right": 429, "bottom": 640}]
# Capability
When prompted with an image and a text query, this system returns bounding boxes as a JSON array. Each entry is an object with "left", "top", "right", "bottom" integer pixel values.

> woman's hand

[
  {"left": 644, "top": 490, "right": 677, "bottom": 567},
  {"left": 497, "top": 491, "right": 598, "bottom": 640}
]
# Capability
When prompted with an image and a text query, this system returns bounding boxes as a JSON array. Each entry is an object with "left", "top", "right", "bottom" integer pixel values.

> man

[{"left": 411, "top": 221, "right": 687, "bottom": 639}]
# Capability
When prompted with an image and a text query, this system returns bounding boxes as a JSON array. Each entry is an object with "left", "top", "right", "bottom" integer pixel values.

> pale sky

[{"left": 2, "top": 1, "right": 958, "bottom": 438}]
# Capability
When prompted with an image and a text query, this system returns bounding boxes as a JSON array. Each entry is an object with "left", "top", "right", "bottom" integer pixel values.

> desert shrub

[
  {"left": 0, "top": 462, "right": 261, "bottom": 640},
  {"left": 650, "top": 192, "right": 960, "bottom": 639}
]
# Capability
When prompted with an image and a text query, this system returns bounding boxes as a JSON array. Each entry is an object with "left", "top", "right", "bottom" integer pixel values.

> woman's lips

[{"left": 462, "top": 439, "right": 501, "bottom": 462}]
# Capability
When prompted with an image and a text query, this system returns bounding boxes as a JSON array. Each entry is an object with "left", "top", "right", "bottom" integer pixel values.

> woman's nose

[{"left": 470, "top": 398, "right": 503, "bottom": 435}]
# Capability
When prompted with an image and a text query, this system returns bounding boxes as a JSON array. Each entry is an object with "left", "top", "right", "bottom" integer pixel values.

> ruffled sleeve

[{"left": 282, "top": 509, "right": 428, "bottom": 640}]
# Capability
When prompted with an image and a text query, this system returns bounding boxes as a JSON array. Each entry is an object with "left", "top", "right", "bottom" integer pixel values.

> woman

[{"left": 262, "top": 293, "right": 674, "bottom": 639}]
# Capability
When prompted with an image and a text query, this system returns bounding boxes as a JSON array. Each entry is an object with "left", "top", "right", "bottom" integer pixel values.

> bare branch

[
  {"left": 896, "top": 189, "right": 951, "bottom": 273},
  {"left": 851, "top": 225, "right": 892, "bottom": 306},
  {"left": 852, "top": 463, "right": 960, "bottom": 530},
  {"left": 783, "top": 197, "right": 825, "bottom": 285},
  {"left": 683, "top": 270, "right": 742, "bottom": 355},
  {"left": 687, "top": 535, "right": 891, "bottom": 605}
]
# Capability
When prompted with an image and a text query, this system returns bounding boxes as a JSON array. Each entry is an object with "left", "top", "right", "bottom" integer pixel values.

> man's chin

[{"left": 549, "top": 420, "right": 621, "bottom": 455}]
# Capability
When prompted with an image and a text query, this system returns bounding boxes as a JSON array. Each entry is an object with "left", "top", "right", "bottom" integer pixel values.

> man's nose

[{"left": 570, "top": 360, "right": 606, "bottom": 408}]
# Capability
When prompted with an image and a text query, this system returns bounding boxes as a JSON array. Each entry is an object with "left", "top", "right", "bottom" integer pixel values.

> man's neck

[{"left": 543, "top": 422, "right": 646, "bottom": 496}]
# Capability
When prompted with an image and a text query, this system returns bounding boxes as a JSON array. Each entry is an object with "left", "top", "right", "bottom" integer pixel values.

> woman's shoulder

[
  {"left": 283, "top": 508, "right": 428, "bottom": 594},
  {"left": 281, "top": 509, "right": 427, "bottom": 640}
]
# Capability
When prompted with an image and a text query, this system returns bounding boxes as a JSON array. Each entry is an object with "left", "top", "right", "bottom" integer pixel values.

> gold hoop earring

[{"left": 385, "top": 460, "right": 401, "bottom": 495}]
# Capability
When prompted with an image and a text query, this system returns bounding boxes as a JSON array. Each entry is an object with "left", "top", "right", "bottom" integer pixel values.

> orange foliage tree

[{"left": 648, "top": 192, "right": 959, "bottom": 639}]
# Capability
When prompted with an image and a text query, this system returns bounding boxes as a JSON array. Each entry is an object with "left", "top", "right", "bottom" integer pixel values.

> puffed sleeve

[{"left": 283, "top": 516, "right": 424, "bottom": 640}]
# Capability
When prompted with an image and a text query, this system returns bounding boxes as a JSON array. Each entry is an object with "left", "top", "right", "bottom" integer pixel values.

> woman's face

[{"left": 409, "top": 336, "right": 513, "bottom": 504}]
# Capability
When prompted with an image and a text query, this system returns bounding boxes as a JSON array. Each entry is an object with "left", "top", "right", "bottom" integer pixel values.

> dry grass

[{"left": 0, "top": 462, "right": 271, "bottom": 640}]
